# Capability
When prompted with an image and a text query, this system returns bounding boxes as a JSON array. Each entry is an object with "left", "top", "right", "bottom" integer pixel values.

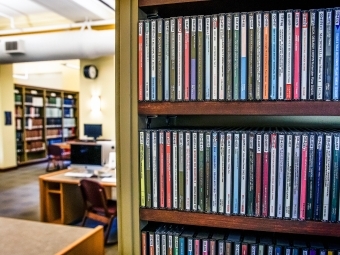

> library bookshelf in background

[
  {"left": 138, "top": 0, "right": 340, "bottom": 254},
  {"left": 14, "top": 84, "right": 78, "bottom": 165}
]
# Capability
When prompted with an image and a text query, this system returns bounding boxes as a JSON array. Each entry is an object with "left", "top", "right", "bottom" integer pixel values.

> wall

[
  {"left": 0, "top": 64, "right": 17, "bottom": 169},
  {"left": 79, "top": 56, "right": 116, "bottom": 143},
  {"left": 13, "top": 60, "right": 80, "bottom": 91}
]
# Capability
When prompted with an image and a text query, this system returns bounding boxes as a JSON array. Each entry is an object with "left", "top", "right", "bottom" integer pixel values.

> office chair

[
  {"left": 79, "top": 179, "right": 117, "bottom": 244},
  {"left": 46, "top": 144, "right": 70, "bottom": 172}
]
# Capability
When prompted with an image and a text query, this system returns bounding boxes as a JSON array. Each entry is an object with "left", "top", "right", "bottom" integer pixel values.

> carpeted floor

[{"left": 0, "top": 163, "right": 118, "bottom": 254}]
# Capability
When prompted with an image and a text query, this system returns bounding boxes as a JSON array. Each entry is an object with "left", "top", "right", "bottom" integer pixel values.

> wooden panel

[
  {"left": 140, "top": 208, "right": 340, "bottom": 237},
  {"left": 139, "top": 101, "right": 340, "bottom": 116}
]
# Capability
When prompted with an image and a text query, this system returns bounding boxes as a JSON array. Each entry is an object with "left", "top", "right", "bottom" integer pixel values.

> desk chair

[
  {"left": 46, "top": 144, "right": 70, "bottom": 172},
  {"left": 79, "top": 179, "right": 117, "bottom": 244}
]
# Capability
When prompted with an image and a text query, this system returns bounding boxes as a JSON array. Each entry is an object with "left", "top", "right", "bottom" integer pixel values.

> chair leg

[
  {"left": 46, "top": 160, "right": 50, "bottom": 172},
  {"left": 81, "top": 215, "right": 88, "bottom": 226},
  {"left": 104, "top": 217, "right": 115, "bottom": 244},
  {"left": 46, "top": 159, "right": 54, "bottom": 172}
]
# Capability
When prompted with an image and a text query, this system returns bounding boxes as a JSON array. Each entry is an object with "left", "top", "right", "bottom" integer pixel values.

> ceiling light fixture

[
  {"left": 62, "top": 63, "right": 80, "bottom": 70},
  {"left": 13, "top": 73, "right": 28, "bottom": 80}
]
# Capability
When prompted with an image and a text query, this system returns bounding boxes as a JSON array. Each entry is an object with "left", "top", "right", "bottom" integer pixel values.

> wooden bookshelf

[
  {"left": 116, "top": 0, "right": 340, "bottom": 254},
  {"left": 14, "top": 85, "right": 78, "bottom": 165}
]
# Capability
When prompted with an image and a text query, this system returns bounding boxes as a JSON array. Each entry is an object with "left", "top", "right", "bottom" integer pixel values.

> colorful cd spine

[
  {"left": 240, "top": 12, "right": 247, "bottom": 100},
  {"left": 247, "top": 132, "right": 256, "bottom": 216},
  {"left": 333, "top": 8, "right": 340, "bottom": 101},
  {"left": 219, "top": 14, "right": 226, "bottom": 101},
  {"left": 293, "top": 10, "right": 301, "bottom": 100},
  {"left": 226, "top": 14, "right": 233, "bottom": 101},
  {"left": 157, "top": 19, "right": 163, "bottom": 101},
  {"left": 205, "top": 16, "right": 211, "bottom": 100},
  {"left": 197, "top": 16, "right": 204, "bottom": 101},
  {"left": 212, "top": 131, "right": 218, "bottom": 213},
  {"left": 145, "top": 131, "right": 152, "bottom": 208},
  {"left": 278, "top": 11, "right": 285, "bottom": 100},
  {"left": 255, "top": 11, "right": 263, "bottom": 101},
  {"left": 170, "top": 18, "right": 176, "bottom": 101},
  {"left": 185, "top": 131, "right": 191, "bottom": 211},
  {"left": 233, "top": 132, "right": 240, "bottom": 214},
  {"left": 140, "top": 131, "right": 145, "bottom": 207},
  {"left": 314, "top": 133, "right": 324, "bottom": 220},
  {"left": 331, "top": 134, "right": 339, "bottom": 222},
  {"left": 190, "top": 16, "right": 197, "bottom": 101},
  {"left": 316, "top": 9, "right": 325, "bottom": 100},
  {"left": 192, "top": 131, "right": 198, "bottom": 211},
  {"left": 159, "top": 131, "right": 165, "bottom": 208},
  {"left": 151, "top": 130, "right": 158, "bottom": 208},
  {"left": 276, "top": 133, "right": 285, "bottom": 218},
  {"left": 178, "top": 131, "right": 185, "bottom": 210},
  {"left": 184, "top": 17, "right": 190, "bottom": 101},
  {"left": 240, "top": 132, "right": 247, "bottom": 215},
  {"left": 322, "top": 134, "right": 332, "bottom": 221},
  {"left": 263, "top": 12, "right": 270, "bottom": 100},
  {"left": 284, "top": 133, "right": 293, "bottom": 219},
  {"left": 212, "top": 15, "right": 218, "bottom": 101},
  {"left": 177, "top": 17, "right": 183, "bottom": 101},
  {"left": 144, "top": 20, "right": 150, "bottom": 101},
  {"left": 205, "top": 132, "right": 212, "bottom": 212},
  {"left": 248, "top": 12, "right": 255, "bottom": 100},
  {"left": 150, "top": 20, "right": 157, "bottom": 101},
  {"left": 262, "top": 132, "right": 270, "bottom": 217},
  {"left": 306, "top": 133, "right": 315, "bottom": 220},
  {"left": 292, "top": 132, "right": 301, "bottom": 220},
  {"left": 285, "top": 10, "right": 293, "bottom": 100},
  {"left": 269, "top": 132, "right": 277, "bottom": 218},
  {"left": 218, "top": 132, "right": 226, "bottom": 213},
  {"left": 308, "top": 10, "right": 317, "bottom": 100},
  {"left": 255, "top": 132, "right": 262, "bottom": 216},
  {"left": 299, "top": 134, "right": 308, "bottom": 220},
  {"left": 233, "top": 13, "right": 240, "bottom": 100},
  {"left": 164, "top": 19, "right": 170, "bottom": 101},
  {"left": 270, "top": 11, "right": 278, "bottom": 100},
  {"left": 198, "top": 132, "right": 205, "bottom": 212},
  {"left": 225, "top": 132, "right": 233, "bottom": 215},
  {"left": 301, "top": 11, "right": 309, "bottom": 100},
  {"left": 138, "top": 21, "right": 144, "bottom": 101},
  {"left": 166, "top": 131, "right": 173, "bottom": 209},
  {"left": 324, "top": 9, "right": 333, "bottom": 101}
]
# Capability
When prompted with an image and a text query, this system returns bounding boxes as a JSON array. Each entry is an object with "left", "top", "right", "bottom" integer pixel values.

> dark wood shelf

[
  {"left": 138, "top": 0, "right": 340, "bottom": 18},
  {"left": 139, "top": 101, "right": 340, "bottom": 116},
  {"left": 140, "top": 208, "right": 340, "bottom": 237}
]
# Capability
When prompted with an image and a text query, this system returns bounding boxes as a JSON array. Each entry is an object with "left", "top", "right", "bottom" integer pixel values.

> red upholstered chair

[
  {"left": 79, "top": 179, "right": 117, "bottom": 244},
  {"left": 46, "top": 144, "right": 70, "bottom": 172}
]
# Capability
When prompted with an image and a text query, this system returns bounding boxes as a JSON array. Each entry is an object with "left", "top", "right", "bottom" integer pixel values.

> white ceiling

[
  {"left": 0, "top": 0, "right": 115, "bottom": 75},
  {"left": 0, "top": 0, "right": 115, "bottom": 31}
]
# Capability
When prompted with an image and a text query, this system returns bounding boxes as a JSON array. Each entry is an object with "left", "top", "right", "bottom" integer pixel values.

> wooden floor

[{"left": 0, "top": 163, "right": 118, "bottom": 254}]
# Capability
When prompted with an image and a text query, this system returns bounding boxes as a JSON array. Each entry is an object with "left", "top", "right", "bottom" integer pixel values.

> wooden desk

[
  {"left": 39, "top": 169, "right": 116, "bottom": 225},
  {"left": 0, "top": 217, "right": 104, "bottom": 255}
]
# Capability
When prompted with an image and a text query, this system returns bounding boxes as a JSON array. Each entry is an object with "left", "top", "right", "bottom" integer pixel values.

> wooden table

[
  {"left": 0, "top": 217, "right": 104, "bottom": 255},
  {"left": 39, "top": 169, "right": 116, "bottom": 225}
]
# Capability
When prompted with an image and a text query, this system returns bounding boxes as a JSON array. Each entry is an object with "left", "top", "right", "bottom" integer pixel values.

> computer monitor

[
  {"left": 84, "top": 124, "right": 102, "bottom": 141},
  {"left": 96, "top": 140, "right": 115, "bottom": 167},
  {"left": 70, "top": 143, "right": 103, "bottom": 171}
]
